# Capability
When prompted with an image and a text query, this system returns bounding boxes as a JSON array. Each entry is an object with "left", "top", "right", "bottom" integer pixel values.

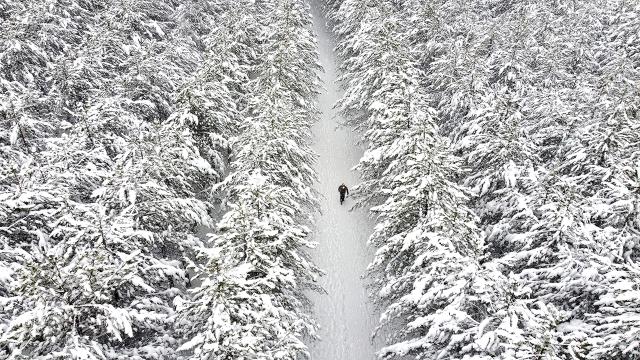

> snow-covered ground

[{"left": 308, "top": 4, "right": 379, "bottom": 360}]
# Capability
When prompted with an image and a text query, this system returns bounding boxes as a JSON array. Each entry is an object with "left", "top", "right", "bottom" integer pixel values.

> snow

[{"left": 308, "top": 4, "right": 379, "bottom": 359}]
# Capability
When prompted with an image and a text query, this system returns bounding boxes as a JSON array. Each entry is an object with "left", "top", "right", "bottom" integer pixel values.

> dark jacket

[{"left": 338, "top": 184, "right": 349, "bottom": 196}]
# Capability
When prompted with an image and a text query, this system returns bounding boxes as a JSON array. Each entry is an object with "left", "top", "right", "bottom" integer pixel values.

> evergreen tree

[{"left": 176, "top": 1, "right": 321, "bottom": 358}]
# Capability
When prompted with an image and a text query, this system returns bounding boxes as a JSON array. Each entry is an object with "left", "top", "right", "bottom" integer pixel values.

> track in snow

[{"left": 308, "top": 4, "right": 379, "bottom": 360}]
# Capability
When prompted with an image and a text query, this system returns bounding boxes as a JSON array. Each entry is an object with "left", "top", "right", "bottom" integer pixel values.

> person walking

[{"left": 338, "top": 183, "right": 349, "bottom": 205}]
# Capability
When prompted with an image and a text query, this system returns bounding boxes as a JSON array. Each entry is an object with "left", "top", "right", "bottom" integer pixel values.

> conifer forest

[{"left": 0, "top": 0, "right": 639, "bottom": 359}]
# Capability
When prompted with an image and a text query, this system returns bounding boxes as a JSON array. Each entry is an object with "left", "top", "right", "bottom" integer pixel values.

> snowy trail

[{"left": 309, "top": 4, "right": 379, "bottom": 360}]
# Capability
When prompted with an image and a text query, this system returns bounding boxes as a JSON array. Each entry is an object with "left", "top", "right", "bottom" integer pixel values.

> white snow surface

[{"left": 308, "top": 4, "right": 379, "bottom": 360}]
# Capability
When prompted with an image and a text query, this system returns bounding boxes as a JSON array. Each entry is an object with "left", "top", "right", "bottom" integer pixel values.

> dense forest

[
  {"left": 1, "top": 0, "right": 320, "bottom": 358},
  {"left": 328, "top": 0, "right": 640, "bottom": 358},
  {"left": 1, "top": 0, "right": 639, "bottom": 359}
]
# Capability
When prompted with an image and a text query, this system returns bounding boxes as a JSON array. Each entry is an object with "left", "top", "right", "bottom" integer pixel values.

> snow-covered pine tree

[
  {"left": 1, "top": 1, "right": 109, "bottom": 356},
  {"left": 581, "top": 2, "right": 640, "bottom": 358},
  {"left": 170, "top": 3, "right": 249, "bottom": 180},
  {"left": 176, "top": 1, "right": 321, "bottom": 359},
  {"left": 177, "top": 171, "right": 317, "bottom": 359}
]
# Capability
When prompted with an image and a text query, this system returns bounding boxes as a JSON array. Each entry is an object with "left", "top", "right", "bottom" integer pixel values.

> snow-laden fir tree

[
  {"left": 175, "top": 0, "right": 321, "bottom": 359},
  {"left": 581, "top": 2, "right": 640, "bottom": 358},
  {"left": 177, "top": 171, "right": 317, "bottom": 359}
]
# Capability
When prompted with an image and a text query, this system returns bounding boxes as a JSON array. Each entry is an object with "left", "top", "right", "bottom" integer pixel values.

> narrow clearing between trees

[{"left": 308, "top": 4, "right": 379, "bottom": 360}]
